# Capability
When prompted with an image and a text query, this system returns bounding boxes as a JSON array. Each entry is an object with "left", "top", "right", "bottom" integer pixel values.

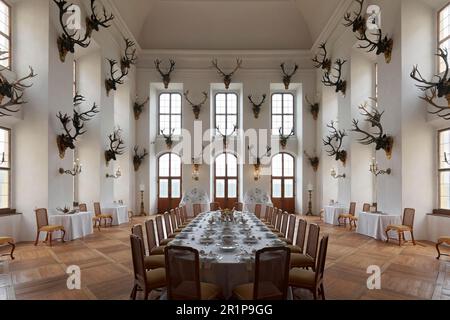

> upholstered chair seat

[
  {"left": 289, "top": 268, "right": 316, "bottom": 287},
  {"left": 150, "top": 246, "right": 166, "bottom": 255},
  {"left": 290, "top": 253, "right": 315, "bottom": 269},
  {"left": 160, "top": 238, "right": 172, "bottom": 246},
  {"left": 279, "top": 237, "right": 293, "bottom": 245},
  {"left": 144, "top": 255, "right": 166, "bottom": 269},
  {"left": 233, "top": 282, "right": 283, "bottom": 300},
  {"left": 145, "top": 268, "right": 167, "bottom": 290},
  {"left": 286, "top": 245, "right": 302, "bottom": 254},
  {"left": 39, "top": 225, "right": 65, "bottom": 233}
]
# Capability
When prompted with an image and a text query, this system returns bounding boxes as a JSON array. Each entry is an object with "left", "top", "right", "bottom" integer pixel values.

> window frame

[
  {"left": 158, "top": 92, "right": 183, "bottom": 136},
  {"left": 438, "top": 2, "right": 450, "bottom": 73},
  {"left": 0, "top": 0, "right": 11, "bottom": 70},
  {"left": 271, "top": 153, "right": 295, "bottom": 199},
  {"left": 214, "top": 152, "right": 238, "bottom": 200},
  {"left": 157, "top": 152, "right": 182, "bottom": 200},
  {"left": 271, "top": 92, "right": 295, "bottom": 136},
  {"left": 214, "top": 92, "right": 239, "bottom": 136},
  {"left": 0, "top": 126, "right": 11, "bottom": 213}
]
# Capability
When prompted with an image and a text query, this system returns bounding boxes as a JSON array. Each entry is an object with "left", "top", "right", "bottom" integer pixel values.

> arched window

[
  {"left": 158, "top": 153, "right": 182, "bottom": 213},
  {"left": 214, "top": 153, "right": 238, "bottom": 209},
  {"left": 271, "top": 153, "right": 295, "bottom": 213}
]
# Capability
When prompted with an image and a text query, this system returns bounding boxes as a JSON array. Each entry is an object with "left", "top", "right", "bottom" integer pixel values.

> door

[
  {"left": 158, "top": 153, "right": 182, "bottom": 213},
  {"left": 271, "top": 153, "right": 295, "bottom": 213},
  {"left": 214, "top": 153, "right": 238, "bottom": 209}
]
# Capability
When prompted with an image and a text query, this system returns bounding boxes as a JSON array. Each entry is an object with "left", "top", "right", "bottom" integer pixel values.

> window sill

[{"left": 0, "top": 209, "right": 20, "bottom": 217}]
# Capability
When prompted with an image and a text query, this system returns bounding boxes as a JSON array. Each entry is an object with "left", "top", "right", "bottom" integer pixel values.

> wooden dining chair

[
  {"left": 170, "top": 209, "right": 182, "bottom": 233},
  {"left": 155, "top": 215, "right": 172, "bottom": 246},
  {"left": 272, "top": 209, "right": 284, "bottom": 233},
  {"left": 79, "top": 203, "right": 88, "bottom": 212},
  {"left": 362, "top": 203, "right": 371, "bottom": 212},
  {"left": 287, "top": 219, "right": 307, "bottom": 254},
  {"left": 279, "top": 214, "right": 296, "bottom": 245},
  {"left": 93, "top": 202, "right": 113, "bottom": 230},
  {"left": 289, "top": 235, "right": 329, "bottom": 300},
  {"left": 129, "top": 235, "right": 166, "bottom": 300},
  {"left": 145, "top": 219, "right": 165, "bottom": 255},
  {"left": 277, "top": 212, "right": 289, "bottom": 238},
  {"left": 268, "top": 209, "right": 280, "bottom": 230},
  {"left": 254, "top": 204, "right": 262, "bottom": 219},
  {"left": 193, "top": 203, "right": 203, "bottom": 217},
  {"left": 165, "top": 246, "right": 222, "bottom": 300},
  {"left": 264, "top": 207, "right": 274, "bottom": 225},
  {"left": 163, "top": 212, "right": 176, "bottom": 239},
  {"left": 290, "top": 223, "right": 320, "bottom": 270},
  {"left": 385, "top": 208, "right": 416, "bottom": 246},
  {"left": 233, "top": 247, "right": 291, "bottom": 300},
  {"left": 34, "top": 208, "right": 66, "bottom": 247},
  {"left": 0, "top": 237, "right": 15, "bottom": 260},
  {"left": 210, "top": 202, "right": 221, "bottom": 211},
  {"left": 338, "top": 202, "right": 357, "bottom": 230},
  {"left": 436, "top": 237, "right": 450, "bottom": 259},
  {"left": 132, "top": 225, "right": 165, "bottom": 270},
  {"left": 234, "top": 202, "right": 244, "bottom": 211}
]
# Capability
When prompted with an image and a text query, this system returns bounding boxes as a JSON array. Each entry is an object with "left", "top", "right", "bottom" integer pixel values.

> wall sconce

[
  {"left": 106, "top": 166, "right": 122, "bottom": 179},
  {"left": 369, "top": 158, "right": 391, "bottom": 176},
  {"left": 192, "top": 163, "right": 200, "bottom": 181},
  {"left": 59, "top": 159, "right": 82, "bottom": 176},
  {"left": 253, "top": 164, "right": 262, "bottom": 181},
  {"left": 331, "top": 168, "right": 346, "bottom": 179}
]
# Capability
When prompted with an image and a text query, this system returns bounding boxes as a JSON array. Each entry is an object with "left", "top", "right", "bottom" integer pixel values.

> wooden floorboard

[{"left": 0, "top": 216, "right": 449, "bottom": 300}]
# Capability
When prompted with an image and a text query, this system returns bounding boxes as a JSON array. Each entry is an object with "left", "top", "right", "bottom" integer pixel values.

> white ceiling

[{"left": 111, "top": 0, "right": 343, "bottom": 50}]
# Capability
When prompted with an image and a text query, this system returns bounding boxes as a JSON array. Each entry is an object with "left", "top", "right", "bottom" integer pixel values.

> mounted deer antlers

[
  {"left": 344, "top": 0, "right": 393, "bottom": 63},
  {"left": 120, "top": 39, "right": 137, "bottom": 74},
  {"left": 248, "top": 94, "right": 267, "bottom": 119},
  {"left": 105, "top": 129, "right": 125, "bottom": 165},
  {"left": 411, "top": 48, "right": 450, "bottom": 114},
  {"left": 85, "top": 0, "right": 114, "bottom": 38},
  {"left": 305, "top": 95, "right": 320, "bottom": 121},
  {"left": 133, "top": 146, "right": 148, "bottom": 172},
  {"left": 312, "top": 43, "right": 332, "bottom": 73},
  {"left": 133, "top": 97, "right": 149, "bottom": 121},
  {"left": 217, "top": 125, "right": 237, "bottom": 149},
  {"left": 281, "top": 63, "right": 299, "bottom": 90},
  {"left": 184, "top": 91, "right": 208, "bottom": 120},
  {"left": 56, "top": 94, "right": 99, "bottom": 159},
  {"left": 155, "top": 59, "right": 176, "bottom": 89},
  {"left": 279, "top": 128, "right": 295, "bottom": 149},
  {"left": 105, "top": 59, "right": 128, "bottom": 96},
  {"left": 322, "top": 59, "right": 347, "bottom": 96},
  {"left": 248, "top": 145, "right": 271, "bottom": 181},
  {"left": 0, "top": 65, "right": 37, "bottom": 116},
  {"left": 304, "top": 151, "right": 320, "bottom": 172},
  {"left": 212, "top": 59, "right": 242, "bottom": 90},
  {"left": 323, "top": 121, "right": 347, "bottom": 166},
  {"left": 351, "top": 102, "right": 394, "bottom": 159},
  {"left": 161, "top": 129, "right": 175, "bottom": 149}
]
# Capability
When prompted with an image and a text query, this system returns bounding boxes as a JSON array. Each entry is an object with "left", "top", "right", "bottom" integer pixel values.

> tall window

[
  {"left": 439, "top": 3, "right": 450, "bottom": 73},
  {"left": 374, "top": 63, "right": 379, "bottom": 107},
  {"left": 215, "top": 93, "right": 238, "bottom": 136},
  {"left": 0, "top": 1, "right": 11, "bottom": 69},
  {"left": 158, "top": 153, "right": 182, "bottom": 213},
  {"left": 215, "top": 153, "right": 238, "bottom": 209},
  {"left": 159, "top": 93, "right": 182, "bottom": 136},
  {"left": 0, "top": 127, "right": 10, "bottom": 210},
  {"left": 271, "top": 153, "right": 295, "bottom": 213},
  {"left": 272, "top": 93, "right": 294, "bottom": 136}
]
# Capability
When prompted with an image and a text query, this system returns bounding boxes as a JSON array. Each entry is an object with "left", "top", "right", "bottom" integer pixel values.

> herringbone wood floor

[{"left": 1, "top": 216, "right": 449, "bottom": 300}]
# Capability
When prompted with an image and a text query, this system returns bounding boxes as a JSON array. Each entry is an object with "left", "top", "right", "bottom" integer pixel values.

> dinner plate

[
  {"left": 266, "top": 233, "right": 277, "bottom": 239},
  {"left": 220, "top": 245, "right": 237, "bottom": 252}
]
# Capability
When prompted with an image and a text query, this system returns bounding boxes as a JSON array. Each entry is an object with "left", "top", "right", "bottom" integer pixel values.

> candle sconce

[
  {"left": 59, "top": 159, "right": 82, "bottom": 176},
  {"left": 331, "top": 168, "right": 346, "bottom": 179},
  {"left": 370, "top": 159, "right": 391, "bottom": 176},
  {"left": 192, "top": 157, "right": 202, "bottom": 181},
  {"left": 106, "top": 167, "right": 122, "bottom": 179}
]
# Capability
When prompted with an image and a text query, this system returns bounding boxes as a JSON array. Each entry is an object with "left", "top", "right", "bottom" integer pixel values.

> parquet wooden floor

[{"left": 0, "top": 216, "right": 449, "bottom": 300}]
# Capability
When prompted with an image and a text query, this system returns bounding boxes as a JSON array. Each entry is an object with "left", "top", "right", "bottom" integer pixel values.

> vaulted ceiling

[{"left": 111, "top": 0, "right": 343, "bottom": 50}]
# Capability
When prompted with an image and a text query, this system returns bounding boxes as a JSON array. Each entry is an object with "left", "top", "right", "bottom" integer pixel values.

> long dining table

[{"left": 166, "top": 210, "right": 288, "bottom": 299}]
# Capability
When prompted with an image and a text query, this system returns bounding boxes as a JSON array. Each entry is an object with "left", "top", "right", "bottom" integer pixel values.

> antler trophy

[
  {"left": 305, "top": 95, "right": 320, "bottom": 121},
  {"left": 281, "top": 63, "right": 299, "bottom": 90},
  {"left": 0, "top": 61, "right": 36, "bottom": 116},
  {"left": 312, "top": 42, "right": 332, "bottom": 73},
  {"left": 323, "top": 121, "right": 347, "bottom": 166},
  {"left": 304, "top": 151, "right": 320, "bottom": 172},
  {"left": 351, "top": 102, "right": 394, "bottom": 159},
  {"left": 248, "top": 145, "right": 271, "bottom": 181},
  {"left": 322, "top": 59, "right": 347, "bottom": 96},
  {"left": 411, "top": 48, "right": 450, "bottom": 119},
  {"left": 155, "top": 59, "right": 176, "bottom": 89},
  {"left": 248, "top": 94, "right": 267, "bottom": 119},
  {"left": 120, "top": 38, "right": 137, "bottom": 74},
  {"left": 344, "top": 0, "right": 393, "bottom": 63},
  {"left": 133, "top": 97, "right": 149, "bottom": 121},
  {"left": 279, "top": 128, "right": 295, "bottom": 149},
  {"left": 184, "top": 91, "right": 208, "bottom": 120},
  {"left": 56, "top": 94, "right": 99, "bottom": 158},
  {"left": 217, "top": 125, "right": 237, "bottom": 149},
  {"left": 133, "top": 146, "right": 148, "bottom": 172},
  {"left": 85, "top": 0, "right": 114, "bottom": 38},
  {"left": 161, "top": 129, "right": 175, "bottom": 149},
  {"left": 212, "top": 59, "right": 242, "bottom": 90},
  {"left": 105, "top": 129, "right": 125, "bottom": 165},
  {"left": 105, "top": 59, "right": 128, "bottom": 96}
]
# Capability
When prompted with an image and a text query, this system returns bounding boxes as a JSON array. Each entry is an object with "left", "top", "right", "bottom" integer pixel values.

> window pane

[
  {"left": 0, "top": 170, "right": 8, "bottom": 209},
  {"left": 283, "top": 116, "right": 294, "bottom": 135},
  {"left": 284, "top": 179, "right": 294, "bottom": 198},
  {"left": 159, "top": 154, "right": 170, "bottom": 176},
  {"left": 272, "top": 179, "right": 282, "bottom": 198},
  {"left": 228, "top": 179, "right": 237, "bottom": 198},
  {"left": 216, "top": 180, "right": 225, "bottom": 198},
  {"left": 171, "top": 94, "right": 182, "bottom": 114},
  {"left": 272, "top": 115, "right": 283, "bottom": 136},
  {"left": 159, "top": 179, "right": 169, "bottom": 198},
  {"left": 272, "top": 94, "right": 283, "bottom": 114},
  {"left": 227, "top": 94, "right": 237, "bottom": 114},
  {"left": 171, "top": 154, "right": 181, "bottom": 177},
  {"left": 216, "top": 154, "right": 226, "bottom": 176},
  {"left": 284, "top": 155, "right": 294, "bottom": 177},
  {"left": 160, "top": 94, "right": 171, "bottom": 113},
  {"left": 216, "top": 94, "right": 226, "bottom": 114},
  {"left": 440, "top": 130, "right": 450, "bottom": 170},
  {"left": 171, "top": 115, "right": 181, "bottom": 135},
  {"left": 0, "top": 128, "right": 9, "bottom": 169},
  {"left": 272, "top": 154, "right": 283, "bottom": 177},
  {"left": 160, "top": 115, "right": 170, "bottom": 134},
  {"left": 226, "top": 115, "right": 237, "bottom": 134},
  {"left": 0, "top": 1, "right": 9, "bottom": 69},
  {"left": 227, "top": 154, "right": 237, "bottom": 177},
  {"left": 216, "top": 115, "right": 226, "bottom": 134},
  {"left": 441, "top": 171, "right": 450, "bottom": 209},
  {"left": 172, "top": 179, "right": 181, "bottom": 198}
]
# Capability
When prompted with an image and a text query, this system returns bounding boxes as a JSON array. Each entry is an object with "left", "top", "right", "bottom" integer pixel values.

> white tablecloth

[
  {"left": 356, "top": 212, "right": 402, "bottom": 241},
  {"left": 323, "top": 206, "right": 347, "bottom": 225},
  {"left": 101, "top": 205, "right": 129, "bottom": 226},
  {"left": 49, "top": 211, "right": 94, "bottom": 241},
  {"left": 168, "top": 211, "right": 284, "bottom": 299}
]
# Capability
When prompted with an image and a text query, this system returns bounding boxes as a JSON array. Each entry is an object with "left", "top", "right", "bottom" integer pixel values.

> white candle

[
  {"left": 307, "top": 183, "right": 314, "bottom": 191},
  {"left": 140, "top": 184, "right": 145, "bottom": 192}
]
